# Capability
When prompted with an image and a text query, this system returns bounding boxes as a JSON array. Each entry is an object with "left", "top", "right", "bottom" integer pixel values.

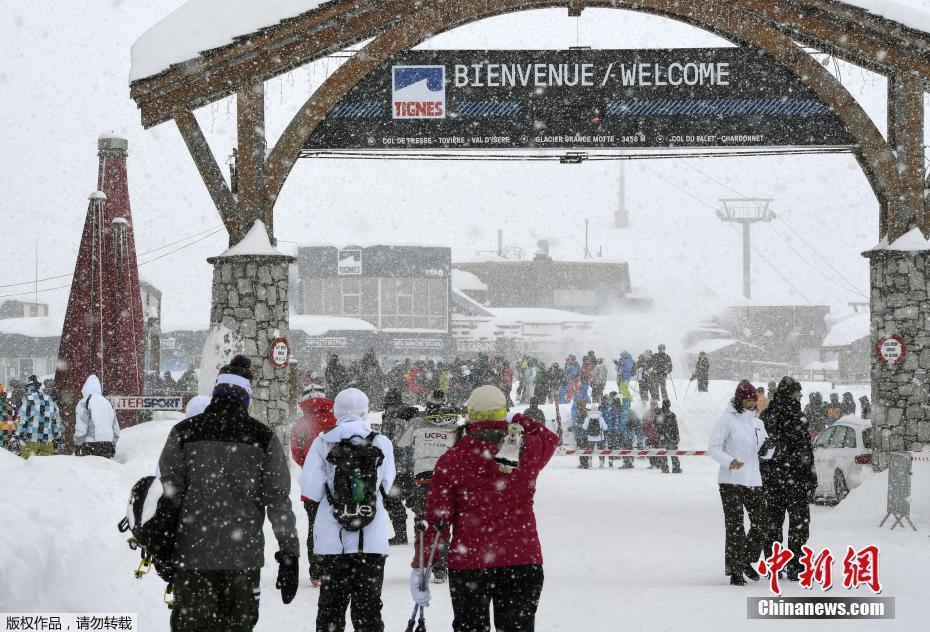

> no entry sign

[{"left": 877, "top": 335, "right": 906, "bottom": 366}]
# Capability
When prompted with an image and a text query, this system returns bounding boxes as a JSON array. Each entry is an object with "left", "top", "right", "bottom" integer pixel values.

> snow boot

[
  {"left": 729, "top": 574, "right": 747, "bottom": 586},
  {"left": 743, "top": 565, "right": 760, "bottom": 581}
]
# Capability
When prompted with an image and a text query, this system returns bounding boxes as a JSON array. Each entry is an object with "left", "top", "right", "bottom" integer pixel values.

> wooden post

[
  {"left": 888, "top": 72, "right": 925, "bottom": 240},
  {"left": 237, "top": 82, "right": 272, "bottom": 243}
]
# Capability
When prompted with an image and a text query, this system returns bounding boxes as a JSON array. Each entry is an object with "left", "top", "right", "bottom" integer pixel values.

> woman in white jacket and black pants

[{"left": 708, "top": 380, "right": 775, "bottom": 586}]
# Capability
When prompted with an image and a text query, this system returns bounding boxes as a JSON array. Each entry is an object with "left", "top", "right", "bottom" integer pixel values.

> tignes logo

[{"left": 392, "top": 65, "right": 446, "bottom": 119}]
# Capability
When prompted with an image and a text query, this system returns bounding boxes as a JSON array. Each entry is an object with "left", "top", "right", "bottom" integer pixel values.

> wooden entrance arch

[{"left": 131, "top": 0, "right": 930, "bottom": 244}]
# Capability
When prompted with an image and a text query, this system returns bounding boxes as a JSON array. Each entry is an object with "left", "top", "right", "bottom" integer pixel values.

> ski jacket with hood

[
  {"left": 290, "top": 397, "right": 337, "bottom": 467},
  {"left": 16, "top": 383, "right": 61, "bottom": 443},
  {"left": 158, "top": 397, "right": 299, "bottom": 570},
  {"left": 298, "top": 415, "right": 396, "bottom": 556},
  {"left": 74, "top": 375, "right": 119, "bottom": 445},
  {"left": 415, "top": 412, "right": 558, "bottom": 571}
]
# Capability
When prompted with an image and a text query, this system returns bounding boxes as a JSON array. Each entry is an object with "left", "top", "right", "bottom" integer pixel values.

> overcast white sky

[{"left": 1, "top": 1, "right": 927, "bottom": 335}]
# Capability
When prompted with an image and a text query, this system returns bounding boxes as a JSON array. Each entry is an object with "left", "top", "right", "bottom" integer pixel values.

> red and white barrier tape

[{"left": 557, "top": 448, "right": 707, "bottom": 457}]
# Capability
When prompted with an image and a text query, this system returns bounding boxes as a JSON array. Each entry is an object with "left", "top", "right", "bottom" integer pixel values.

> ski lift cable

[
  {"left": 639, "top": 164, "right": 813, "bottom": 304},
  {"left": 673, "top": 159, "right": 870, "bottom": 298},
  {"left": 0, "top": 228, "right": 226, "bottom": 298}
]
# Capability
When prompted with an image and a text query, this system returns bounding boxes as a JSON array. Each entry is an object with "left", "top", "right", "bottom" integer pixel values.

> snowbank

[{"left": 130, "top": 0, "right": 332, "bottom": 81}]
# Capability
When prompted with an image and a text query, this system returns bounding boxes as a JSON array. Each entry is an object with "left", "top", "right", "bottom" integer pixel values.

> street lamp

[{"left": 717, "top": 198, "right": 776, "bottom": 300}]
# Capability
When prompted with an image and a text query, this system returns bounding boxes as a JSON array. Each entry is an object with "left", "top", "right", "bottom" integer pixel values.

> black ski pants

[
  {"left": 406, "top": 474, "right": 448, "bottom": 576},
  {"left": 449, "top": 565, "right": 544, "bottom": 632},
  {"left": 765, "top": 482, "right": 811, "bottom": 573},
  {"left": 718, "top": 484, "right": 768, "bottom": 576},
  {"left": 171, "top": 568, "right": 260, "bottom": 632},
  {"left": 659, "top": 442, "right": 681, "bottom": 473},
  {"left": 316, "top": 554, "right": 386, "bottom": 632},
  {"left": 383, "top": 473, "right": 410, "bottom": 544}
]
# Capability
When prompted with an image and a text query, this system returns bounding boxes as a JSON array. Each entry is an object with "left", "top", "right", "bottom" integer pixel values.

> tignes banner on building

[{"left": 304, "top": 48, "right": 856, "bottom": 151}]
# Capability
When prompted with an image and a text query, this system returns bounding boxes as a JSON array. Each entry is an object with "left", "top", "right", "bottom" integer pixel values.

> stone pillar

[
  {"left": 866, "top": 247, "right": 930, "bottom": 470},
  {"left": 207, "top": 253, "right": 295, "bottom": 441}
]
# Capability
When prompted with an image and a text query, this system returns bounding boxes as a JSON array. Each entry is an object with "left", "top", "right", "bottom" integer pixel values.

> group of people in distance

[
  {"left": 0, "top": 374, "right": 120, "bottom": 459},
  {"left": 158, "top": 355, "right": 558, "bottom": 632}
]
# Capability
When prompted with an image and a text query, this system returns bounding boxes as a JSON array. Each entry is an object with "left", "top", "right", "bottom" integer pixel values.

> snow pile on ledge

[
  {"left": 217, "top": 220, "right": 286, "bottom": 257},
  {"left": 0, "top": 316, "right": 64, "bottom": 338},
  {"left": 131, "top": 0, "right": 332, "bottom": 81},
  {"left": 869, "top": 226, "right": 930, "bottom": 252},
  {"left": 823, "top": 311, "right": 870, "bottom": 347}
]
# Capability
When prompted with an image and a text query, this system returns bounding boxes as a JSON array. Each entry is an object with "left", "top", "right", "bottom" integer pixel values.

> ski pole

[
  {"left": 405, "top": 605, "right": 421, "bottom": 632},
  {"left": 670, "top": 379, "right": 679, "bottom": 400},
  {"left": 683, "top": 379, "right": 693, "bottom": 401}
]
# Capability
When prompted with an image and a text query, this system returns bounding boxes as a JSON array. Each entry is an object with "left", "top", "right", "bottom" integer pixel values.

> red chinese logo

[
  {"left": 756, "top": 542, "right": 794, "bottom": 596},
  {"left": 798, "top": 545, "right": 834, "bottom": 591},
  {"left": 758, "top": 544, "right": 882, "bottom": 595},
  {"left": 842, "top": 545, "right": 882, "bottom": 594}
]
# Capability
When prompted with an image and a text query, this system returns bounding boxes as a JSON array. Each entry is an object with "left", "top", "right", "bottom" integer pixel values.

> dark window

[{"left": 814, "top": 427, "right": 836, "bottom": 448}]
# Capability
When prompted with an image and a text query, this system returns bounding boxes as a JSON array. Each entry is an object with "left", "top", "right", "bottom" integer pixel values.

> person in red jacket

[
  {"left": 410, "top": 385, "right": 558, "bottom": 632},
  {"left": 289, "top": 383, "right": 337, "bottom": 586}
]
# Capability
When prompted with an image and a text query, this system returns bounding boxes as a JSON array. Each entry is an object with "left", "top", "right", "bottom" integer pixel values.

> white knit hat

[{"left": 333, "top": 387, "right": 370, "bottom": 421}]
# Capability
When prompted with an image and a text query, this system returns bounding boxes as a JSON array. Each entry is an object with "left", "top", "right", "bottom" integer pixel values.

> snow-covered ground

[{"left": 1, "top": 381, "right": 928, "bottom": 630}]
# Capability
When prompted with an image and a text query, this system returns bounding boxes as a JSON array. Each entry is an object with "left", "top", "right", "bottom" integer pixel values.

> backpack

[
  {"left": 324, "top": 432, "right": 384, "bottom": 537},
  {"left": 586, "top": 416, "right": 602, "bottom": 437},
  {"left": 117, "top": 476, "right": 180, "bottom": 583}
]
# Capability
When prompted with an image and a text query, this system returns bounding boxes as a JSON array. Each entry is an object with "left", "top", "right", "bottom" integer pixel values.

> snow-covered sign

[
  {"left": 877, "top": 334, "right": 907, "bottom": 366},
  {"left": 199, "top": 324, "right": 245, "bottom": 396},
  {"left": 109, "top": 395, "right": 184, "bottom": 411},
  {"left": 269, "top": 337, "right": 291, "bottom": 368}
]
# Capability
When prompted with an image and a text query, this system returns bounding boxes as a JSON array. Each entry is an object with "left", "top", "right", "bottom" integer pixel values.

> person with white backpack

[
  {"left": 298, "top": 387, "right": 396, "bottom": 632},
  {"left": 74, "top": 375, "right": 120, "bottom": 458}
]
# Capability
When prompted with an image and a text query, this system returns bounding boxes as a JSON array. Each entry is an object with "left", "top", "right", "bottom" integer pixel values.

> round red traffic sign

[
  {"left": 269, "top": 337, "right": 291, "bottom": 368},
  {"left": 876, "top": 335, "right": 906, "bottom": 366}
]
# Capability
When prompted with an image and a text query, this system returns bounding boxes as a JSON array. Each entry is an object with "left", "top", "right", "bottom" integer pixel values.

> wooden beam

[
  {"left": 888, "top": 72, "right": 925, "bottom": 240},
  {"left": 237, "top": 82, "right": 271, "bottom": 242},
  {"left": 174, "top": 110, "right": 241, "bottom": 244},
  {"left": 133, "top": 1, "right": 421, "bottom": 128}
]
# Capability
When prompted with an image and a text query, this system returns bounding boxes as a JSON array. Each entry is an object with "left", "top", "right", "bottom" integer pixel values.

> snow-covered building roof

[
  {"left": 131, "top": 0, "right": 335, "bottom": 81},
  {"left": 685, "top": 338, "right": 765, "bottom": 355},
  {"left": 822, "top": 312, "right": 871, "bottom": 347},
  {"left": 0, "top": 316, "right": 63, "bottom": 338},
  {"left": 451, "top": 269, "right": 488, "bottom": 293},
  {"left": 487, "top": 308, "right": 595, "bottom": 324},
  {"left": 289, "top": 314, "right": 377, "bottom": 337}
]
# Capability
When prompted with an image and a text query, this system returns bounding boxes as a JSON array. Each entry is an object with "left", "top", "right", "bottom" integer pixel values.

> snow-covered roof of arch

[
  {"left": 130, "top": 0, "right": 930, "bottom": 83},
  {"left": 131, "top": 0, "right": 334, "bottom": 81}
]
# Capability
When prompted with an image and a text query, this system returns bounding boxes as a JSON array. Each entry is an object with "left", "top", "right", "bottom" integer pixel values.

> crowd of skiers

[
  {"left": 0, "top": 374, "right": 121, "bottom": 459},
  {"left": 146, "top": 353, "right": 557, "bottom": 632}
]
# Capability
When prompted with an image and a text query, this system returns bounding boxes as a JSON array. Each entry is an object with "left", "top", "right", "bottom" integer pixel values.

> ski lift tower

[{"left": 717, "top": 198, "right": 775, "bottom": 300}]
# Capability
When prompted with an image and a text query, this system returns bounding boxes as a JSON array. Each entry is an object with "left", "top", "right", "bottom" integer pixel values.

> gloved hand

[
  {"left": 309, "top": 554, "right": 324, "bottom": 587},
  {"left": 410, "top": 569, "right": 431, "bottom": 607},
  {"left": 758, "top": 438, "right": 775, "bottom": 457},
  {"left": 275, "top": 551, "right": 299, "bottom": 604}
]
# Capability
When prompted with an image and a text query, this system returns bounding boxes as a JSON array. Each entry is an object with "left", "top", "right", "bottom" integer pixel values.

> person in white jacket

[
  {"left": 581, "top": 405, "right": 608, "bottom": 469},
  {"left": 73, "top": 375, "right": 119, "bottom": 458},
  {"left": 298, "top": 387, "right": 396, "bottom": 632},
  {"left": 708, "top": 379, "right": 775, "bottom": 586}
]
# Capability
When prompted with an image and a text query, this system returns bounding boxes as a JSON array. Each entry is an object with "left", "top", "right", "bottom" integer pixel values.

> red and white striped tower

[{"left": 56, "top": 135, "right": 145, "bottom": 450}]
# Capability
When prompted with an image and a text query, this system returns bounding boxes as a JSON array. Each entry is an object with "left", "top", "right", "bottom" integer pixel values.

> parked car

[{"left": 812, "top": 417, "right": 873, "bottom": 505}]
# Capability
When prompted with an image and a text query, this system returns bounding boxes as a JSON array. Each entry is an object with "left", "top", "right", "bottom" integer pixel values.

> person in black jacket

[
  {"left": 382, "top": 388, "right": 420, "bottom": 546},
  {"left": 657, "top": 399, "right": 681, "bottom": 473},
  {"left": 524, "top": 397, "right": 546, "bottom": 425},
  {"left": 759, "top": 376, "right": 817, "bottom": 582},
  {"left": 653, "top": 345, "right": 674, "bottom": 401},
  {"left": 803, "top": 392, "right": 827, "bottom": 435},
  {"left": 693, "top": 352, "right": 710, "bottom": 392},
  {"left": 159, "top": 355, "right": 300, "bottom": 631}
]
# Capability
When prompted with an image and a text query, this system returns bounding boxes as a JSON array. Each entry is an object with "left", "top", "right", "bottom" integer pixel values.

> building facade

[
  {"left": 295, "top": 245, "right": 454, "bottom": 367},
  {"left": 454, "top": 257, "right": 634, "bottom": 314}
]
